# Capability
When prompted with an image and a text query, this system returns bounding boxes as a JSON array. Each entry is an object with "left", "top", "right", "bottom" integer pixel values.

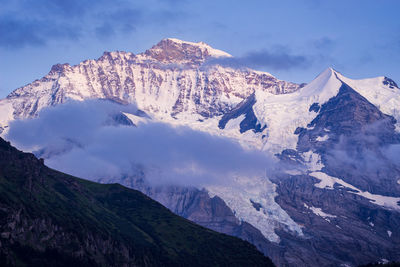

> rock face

[
  {"left": 272, "top": 173, "right": 400, "bottom": 267},
  {"left": 218, "top": 93, "right": 266, "bottom": 133},
  {"left": 0, "top": 38, "right": 299, "bottom": 129},
  {"left": 296, "top": 78, "right": 400, "bottom": 196},
  {"left": 0, "top": 137, "right": 274, "bottom": 267},
  {"left": 1, "top": 39, "right": 400, "bottom": 267},
  {"left": 144, "top": 38, "right": 232, "bottom": 65}
]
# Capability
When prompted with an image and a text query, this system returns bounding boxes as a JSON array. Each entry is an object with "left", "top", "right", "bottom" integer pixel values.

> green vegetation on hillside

[{"left": 0, "top": 138, "right": 274, "bottom": 266}]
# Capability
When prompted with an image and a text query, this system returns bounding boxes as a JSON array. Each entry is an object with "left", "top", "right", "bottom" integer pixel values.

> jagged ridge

[{"left": 0, "top": 38, "right": 300, "bottom": 129}]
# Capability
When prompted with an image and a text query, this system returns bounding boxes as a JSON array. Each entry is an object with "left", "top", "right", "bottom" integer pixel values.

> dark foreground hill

[{"left": 0, "top": 137, "right": 274, "bottom": 267}]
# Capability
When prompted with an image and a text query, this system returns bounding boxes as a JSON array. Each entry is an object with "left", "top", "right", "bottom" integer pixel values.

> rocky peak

[
  {"left": 49, "top": 63, "right": 71, "bottom": 75},
  {"left": 0, "top": 37, "right": 301, "bottom": 130},
  {"left": 98, "top": 51, "right": 135, "bottom": 63},
  {"left": 143, "top": 38, "right": 232, "bottom": 65},
  {"left": 383, "top": 76, "right": 399, "bottom": 89}
]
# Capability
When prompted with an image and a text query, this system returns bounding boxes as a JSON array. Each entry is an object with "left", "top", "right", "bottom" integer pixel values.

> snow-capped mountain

[
  {"left": 222, "top": 67, "right": 400, "bottom": 193},
  {"left": 1, "top": 39, "right": 400, "bottom": 267},
  {"left": 221, "top": 68, "right": 400, "bottom": 152},
  {"left": 0, "top": 38, "right": 299, "bottom": 134}
]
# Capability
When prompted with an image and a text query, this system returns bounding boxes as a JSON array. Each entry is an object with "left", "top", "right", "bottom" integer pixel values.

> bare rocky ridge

[{"left": 144, "top": 38, "right": 229, "bottom": 65}]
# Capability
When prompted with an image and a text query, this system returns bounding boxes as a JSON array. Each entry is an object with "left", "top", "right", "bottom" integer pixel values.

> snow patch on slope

[
  {"left": 338, "top": 74, "right": 400, "bottom": 131},
  {"left": 303, "top": 151, "right": 325, "bottom": 171},
  {"left": 207, "top": 175, "right": 303, "bottom": 242},
  {"left": 224, "top": 114, "right": 246, "bottom": 132},
  {"left": 123, "top": 112, "right": 149, "bottom": 126},
  {"left": 316, "top": 135, "right": 329, "bottom": 142},
  {"left": 310, "top": 172, "right": 400, "bottom": 210},
  {"left": 0, "top": 100, "right": 15, "bottom": 135},
  {"left": 166, "top": 38, "right": 233, "bottom": 58},
  {"left": 303, "top": 203, "right": 337, "bottom": 221}
]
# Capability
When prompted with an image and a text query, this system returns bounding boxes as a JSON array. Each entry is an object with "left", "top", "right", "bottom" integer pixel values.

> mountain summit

[
  {"left": 144, "top": 38, "right": 232, "bottom": 64},
  {"left": 0, "top": 39, "right": 299, "bottom": 132}
]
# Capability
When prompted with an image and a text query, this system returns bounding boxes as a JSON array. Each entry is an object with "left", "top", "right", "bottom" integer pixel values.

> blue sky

[{"left": 1, "top": 0, "right": 399, "bottom": 97}]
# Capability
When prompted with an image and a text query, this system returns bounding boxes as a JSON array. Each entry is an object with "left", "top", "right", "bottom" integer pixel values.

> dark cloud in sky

[
  {"left": 205, "top": 48, "right": 313, "bottom": 71},
  {"left": 6, "top": 100, "right": 275, "bottom": 187},
  {"left": 0, "top": 16, "right": 81, "bottom": 48},
  {"left": 0, "top": 0, "right": 99, "bottom": 48},
  {"left": 21, "top": 0, "right": 97, "bottom": 18},
  {"left": 0, "top": 0, "right": 183, "bottom": 49},
  {"left": 0, "top": 17, "right": 45, "bottom": 48},
  {"left": 94, "top": 7, "right": 143, "bottom": 39},
  {"left": 95, "top": 23, "right": 116, "bottom": 40},
  {"left": 313, "top": 37, "right": 335, "bottom": 51}
]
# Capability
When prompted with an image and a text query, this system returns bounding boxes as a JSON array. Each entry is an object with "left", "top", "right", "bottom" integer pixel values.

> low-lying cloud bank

[
  {"left": 6, "top": 100, "right": 274, "bottom": 187},
  {"left": 324, "top": 119, "right": 400, "bottom": 175}
]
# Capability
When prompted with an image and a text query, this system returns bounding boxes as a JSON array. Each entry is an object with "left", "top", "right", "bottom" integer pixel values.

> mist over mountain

[
  {"left": 1, "top": 38, "right": 400, "bottom": 267},
  {"left": 6, "top": 99, "right": 275, "bottom": 188}
]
